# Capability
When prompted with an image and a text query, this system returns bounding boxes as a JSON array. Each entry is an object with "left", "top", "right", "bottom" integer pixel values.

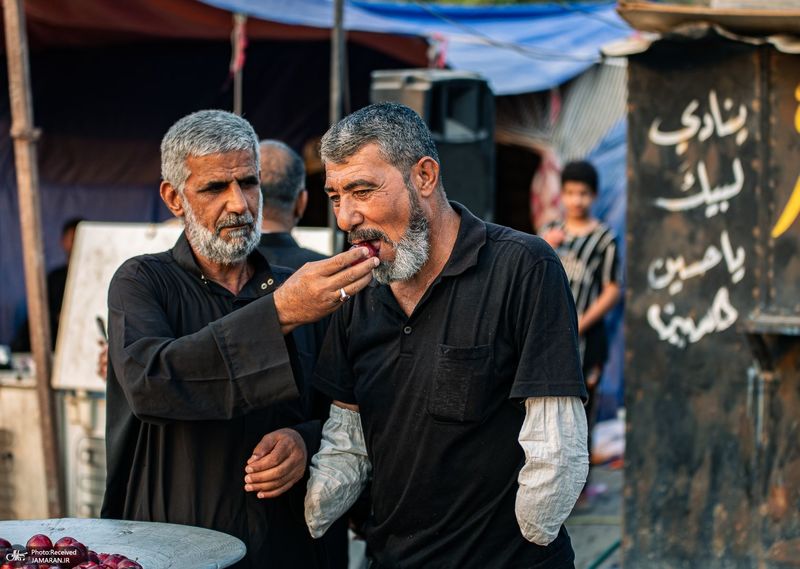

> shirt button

[
  {"left": 403, "top": 326, "right": 412, "bottom": 335},
  {"left": 260, "top": 283, "right": 268, "bottom": 290}
]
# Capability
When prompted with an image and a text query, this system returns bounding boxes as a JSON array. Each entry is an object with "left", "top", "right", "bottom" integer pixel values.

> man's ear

[
  {"left": 294, "top": 189, "right": 309, "bottom": 222},
  {"left": 413, "top": 157, "right": 441, "bottom": 198},
  {"left": 160, "top": 181, "right": 185, "bottom": 218}
]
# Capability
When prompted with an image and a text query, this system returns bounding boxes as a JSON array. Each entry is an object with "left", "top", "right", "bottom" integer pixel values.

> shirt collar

[
  {"left": 439, "top": 201, "right": 487, "bottom": 277},
  {"left": 258, "top": 232, "right": 299, "bottom": 249},
  {"left": 172, "top": 232, "right": 202, "bottom": 276},
  {"left": 171, "top": 232, "right": 274, "bottom": 295}
]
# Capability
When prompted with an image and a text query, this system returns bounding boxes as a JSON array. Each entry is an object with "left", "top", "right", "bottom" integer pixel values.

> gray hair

[
  {"left": 161, "top": 110, "right": 260, "bottom": 194},
  {"left": 259, "top": 140, "right": 305, "bottom": 212},
  {"left": 320, "top": 102, "right": 442, "bottom": 187}
]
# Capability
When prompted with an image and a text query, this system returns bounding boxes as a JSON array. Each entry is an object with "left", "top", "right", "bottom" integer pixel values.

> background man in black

[
  {"left": 256, "top": 138, "right": 349, "bottom": 568},
  {"left": 103, "top": 110, "right": 379, "bottom": 568},
  {"left": 257, "top": 139, "right": 326, "bottom": 269},
  {"left": 302, "top": 103, "right": 589, "bottom": 568},
  {"left": 12, "top": 217, "right": 82, "bottom": 352}
]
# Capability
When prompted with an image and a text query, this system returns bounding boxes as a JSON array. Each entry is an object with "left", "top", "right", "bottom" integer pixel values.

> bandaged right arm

[{"left": 304, "top": 402, "right": 371, "bottom": 538}]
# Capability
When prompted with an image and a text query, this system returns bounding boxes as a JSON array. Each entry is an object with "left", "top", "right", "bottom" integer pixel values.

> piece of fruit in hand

[{"left": 349, "top": 242, "right": 379, "bottom": 266}]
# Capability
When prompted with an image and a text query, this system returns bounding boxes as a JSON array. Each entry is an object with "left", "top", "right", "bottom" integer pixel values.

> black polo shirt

[{"left": 314, "top": 202, "right": 586, "bottom": 569}]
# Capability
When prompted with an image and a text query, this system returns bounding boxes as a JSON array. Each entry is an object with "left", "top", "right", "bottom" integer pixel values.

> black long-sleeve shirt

[{"left": 102, "top": 233, "right": 328, "bottom": 568}]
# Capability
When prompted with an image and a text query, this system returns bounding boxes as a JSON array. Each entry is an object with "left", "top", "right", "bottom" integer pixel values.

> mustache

[
  {"left": 215, "top": 212, "right": 255, "bottom": 235},
  {"left": 348, "top": 228, "right": 394, "bottom": 246}
]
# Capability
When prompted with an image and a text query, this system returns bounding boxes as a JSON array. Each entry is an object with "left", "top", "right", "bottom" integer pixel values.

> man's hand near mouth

[{"left": 349, "top": 241, "right": 380, "bottom": 266}]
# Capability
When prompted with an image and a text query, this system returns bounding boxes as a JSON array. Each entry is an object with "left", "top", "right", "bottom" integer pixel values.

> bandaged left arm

[{"left": 516, "top": 396, "right": 589, "bottom": 545}]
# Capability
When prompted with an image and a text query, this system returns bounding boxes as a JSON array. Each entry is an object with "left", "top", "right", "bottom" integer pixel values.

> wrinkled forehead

[
  {"left": 187, "top": 149, "right": 259, "bottom": 171},
  {"left": 183, "top": 149, "right": 260, "bottom": 186},
  {"left": 324, "top": 144, "right": 399, "bottom": 183}
]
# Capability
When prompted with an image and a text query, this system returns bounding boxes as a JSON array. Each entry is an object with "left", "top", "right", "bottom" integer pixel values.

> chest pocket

[{"left": 428, "top": 344, "right": 494, "bottom": 423}]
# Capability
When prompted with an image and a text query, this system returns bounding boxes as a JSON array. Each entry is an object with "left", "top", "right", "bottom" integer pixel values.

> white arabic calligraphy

[
  {"left": 719, "top": 229, "right": 745, "bottom": 284},
  {"left": 654, "top": 158, "right": 744, "bottom": 217},
  {"left": 649, "top": 99, "right": 700, "bottom": 155},
  {"left": 649, "top": 90, "right": 749, "bottom": 154},
  {"left": 710, "top": 91, "right": 749, "bottom": 144},
  {"left": 647, "top": 287, "right": 738, "bottom": 348},
  {"left": 647, "top": 230, "right": 745, "bottom": 294}
]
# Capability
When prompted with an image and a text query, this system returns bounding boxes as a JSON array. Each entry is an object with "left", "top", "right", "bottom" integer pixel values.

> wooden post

[
  {"left": 329, "top": 0, "right": 346, "bottom": 253},
  {"left": 2, "top": 0, "right": 64, "bottom": 517}
]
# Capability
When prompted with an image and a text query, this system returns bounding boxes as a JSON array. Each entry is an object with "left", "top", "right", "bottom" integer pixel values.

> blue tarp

[
  {"left": 587, "top": 118, "right": 627, "bottom": 417},
  {"left": 198, "top": 0, "right": 632, "bottom": 95}
]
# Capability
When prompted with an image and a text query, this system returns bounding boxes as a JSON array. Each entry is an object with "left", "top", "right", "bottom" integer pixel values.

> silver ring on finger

[{"left": 339, "top": 287, "right": 351, "bottom": 303}]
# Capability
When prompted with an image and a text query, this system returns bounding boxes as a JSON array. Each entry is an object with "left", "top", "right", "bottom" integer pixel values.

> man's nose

[
  {"left": 336, "top": 197, "right": 363, "bottom": 232},
  {"left": 226, "top": 183, "right": 248, "bottom": 214}
]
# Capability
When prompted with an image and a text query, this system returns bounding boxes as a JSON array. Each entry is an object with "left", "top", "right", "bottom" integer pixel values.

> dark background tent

[
  {"left": 0, "top": 0, "right": 629, "bottom": 417},
  {"left": 0, "top": 0, "right": 427, "bottom": 347}
]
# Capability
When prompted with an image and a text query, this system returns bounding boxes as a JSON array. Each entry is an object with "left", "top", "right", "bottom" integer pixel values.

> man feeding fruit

[{"left": 102, "top": 110, "right": 377, "bottom": 568}]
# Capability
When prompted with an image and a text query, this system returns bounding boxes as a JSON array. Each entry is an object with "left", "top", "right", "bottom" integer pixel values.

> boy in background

[{"left": 542, "top": 160, "right": 621, "bottom": 496}]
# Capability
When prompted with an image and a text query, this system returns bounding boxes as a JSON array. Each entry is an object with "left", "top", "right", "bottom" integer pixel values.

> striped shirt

[
  {"left": 542, "top": 221, "right": 619, "bottom": 367},
  {"left": 542, "top": 221, "right": 619, "bottom": 317}
]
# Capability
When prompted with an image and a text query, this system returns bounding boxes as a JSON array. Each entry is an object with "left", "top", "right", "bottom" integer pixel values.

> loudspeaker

[{"left": 370, "top": 70, "right": 495, "bottom": 221}]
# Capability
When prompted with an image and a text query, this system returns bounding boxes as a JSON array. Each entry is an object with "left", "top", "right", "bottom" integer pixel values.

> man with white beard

[
  {"left": 302, "top": 103, "right": 589, "bottom": 568},
  {"left": 102, "top": 110, "right": 378, "bottom": 569}
]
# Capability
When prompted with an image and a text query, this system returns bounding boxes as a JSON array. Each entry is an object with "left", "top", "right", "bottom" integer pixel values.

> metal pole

[
  {"left": 233, "top": 64, "right": 243, "bottom": 116},
  {"left": 329, "top": 0, "right": 346, "bottom": 253},
  {"left": 2, "top": 0, "right": 64, "bottom": 517},
  {"left": 330, "top": 0, "right": 344, "bottom": 126},
  {"left": 232, "top": 13, "right": 246, "bottom": 116}
]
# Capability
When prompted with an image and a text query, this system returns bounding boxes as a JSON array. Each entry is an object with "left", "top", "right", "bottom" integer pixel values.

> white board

[
  {"left": 52, "top": 222, "right": 183, "bottom": 391},
  {"left": 292, "top": 226, "right": 334, "bottom": 256}
]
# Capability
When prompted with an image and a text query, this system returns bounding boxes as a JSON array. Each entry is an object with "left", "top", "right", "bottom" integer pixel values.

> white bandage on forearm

[
  {"left": 304, "top": 404, "right": 371, "bottom": 538},
  {"left": 515, "top": 396, "right": 589, "bottom": 546}
]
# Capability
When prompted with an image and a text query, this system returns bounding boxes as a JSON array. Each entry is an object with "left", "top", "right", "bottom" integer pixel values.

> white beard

[
  {"left": 372, "top": 206, "right": 430, "bottom": 284},
  {"left": 349, "top": 183, "right": 430, "bottom": 285},
  {"left": 181, "top": 192, "right": 262, "bottom": 265}
]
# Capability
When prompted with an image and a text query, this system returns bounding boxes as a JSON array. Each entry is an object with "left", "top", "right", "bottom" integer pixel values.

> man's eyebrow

[
  {"left": 345, "top": 179, "right": 378, "bottom": 191},
  {"left": 238, "top": 174, "right": 260, "bottom": 185},
  {"left": 324, "top": 179, "right": 377, "bottom": 194},
  {"left": 198, "top": 180, "right": 230, "bottom": 192}
]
